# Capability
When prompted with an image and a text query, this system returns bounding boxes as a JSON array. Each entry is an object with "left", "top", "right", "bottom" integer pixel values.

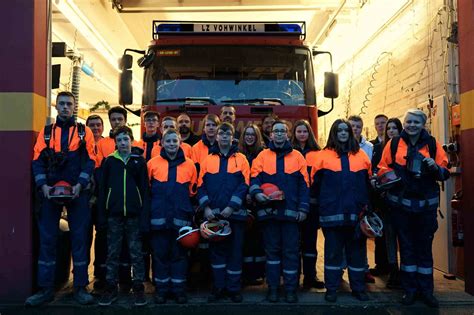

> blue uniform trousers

[
  {"left": 151, "top": 229, "right": 188, "bottom": 294},
  {"left": 392, "top": 208, "right": 438, "bottom": 294},
  {"left": 37, "top": 192, "right": 91, "bottom": 287},
  {"left": 262, "top": 220, "right": 300, "bottom": 291},
  {"left": 209, "top": 221, "right": 245, "bottom": 293},
  {"left": 322, "top": 226, "right": 365, "bottom": 293}
]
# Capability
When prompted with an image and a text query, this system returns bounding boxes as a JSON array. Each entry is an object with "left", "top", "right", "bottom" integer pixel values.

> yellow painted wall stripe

[
  {"left": 0, "top": 93, "right": 47, "bottom": 132},
  {"left": 461, "top": 89, "right": 474, "bottom": 131}
]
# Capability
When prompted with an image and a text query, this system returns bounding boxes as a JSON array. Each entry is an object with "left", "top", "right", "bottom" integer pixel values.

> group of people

[{"left": 26, "top": 91, "right": 449, "bottom": 309}]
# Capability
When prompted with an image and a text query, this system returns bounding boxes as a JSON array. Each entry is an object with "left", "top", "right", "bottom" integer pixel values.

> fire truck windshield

[{"left": 145, "top": 45, "right": 315, "bottom": 106}]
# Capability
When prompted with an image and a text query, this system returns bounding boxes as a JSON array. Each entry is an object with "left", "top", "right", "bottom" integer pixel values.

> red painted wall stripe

[
  {"left": 33, "top": 0, "right": 47, "bottom": 97},
  {"left": 458, "top": 0, "right": 474, "bottom": 94},
  {"left": 0, "top": 131, "right": 37, "bottom": 301},
  {"left": 0, "top": 0, "right": 46, "bottom": 97},
  {"left": 458, "top": 0, "right": 474, "bottom": 296}
]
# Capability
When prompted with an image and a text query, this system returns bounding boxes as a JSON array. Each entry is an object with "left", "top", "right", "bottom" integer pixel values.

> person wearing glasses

[
  {"left": 238, "top": 124, "right": 266, "bottom": 285},
  {"left": 197, "top": 122, "right": 250, "bottom": 303},
  {"left": 250, "top": 120, "right": 309, "bottom": 303},
  {"left": 137, "top": 111, "right": 161, "bottom": 162}
]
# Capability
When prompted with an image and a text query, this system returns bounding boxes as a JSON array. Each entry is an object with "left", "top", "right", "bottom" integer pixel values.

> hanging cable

[
  {"left": 382, "top": 55, "right": 391, "bottom": 113},
  {"left": 66, "top": 30, "right": 78, "bottom": 91},
  {"left": 359, "top": 51, "right": 392, "bottom": 116},
  {"left": 345, "top": 56, "right": 356, "bottom": 118}
]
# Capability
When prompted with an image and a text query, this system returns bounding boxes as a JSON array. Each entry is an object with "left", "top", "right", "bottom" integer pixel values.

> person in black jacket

[
  {"left": 371, "top": 118, "right": 403, "bottom": 287},
  {"left": 97, "top": 126, "right": 149, "bottom": 307}
]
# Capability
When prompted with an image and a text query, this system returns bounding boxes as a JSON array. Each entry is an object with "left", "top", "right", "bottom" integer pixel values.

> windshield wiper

[
  {"left": 155, "top": 97, "right": 216, "bottom": 105},
  {"left": 221, "top": 98, "right": 284, "bottom": 105}
]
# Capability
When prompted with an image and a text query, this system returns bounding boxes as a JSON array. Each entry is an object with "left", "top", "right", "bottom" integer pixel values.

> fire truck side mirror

[
  {"left": 119, "top": 69, "right": 133, "bottom": 105},
  {"left": 324, "top": 72, "right": 339, "bottom": 99},
  {"left": 138, "top": 50, "right": 155, "bottom": 68},
  {"left": 119, "top": 54, "right": 133, "bottom": 70}
]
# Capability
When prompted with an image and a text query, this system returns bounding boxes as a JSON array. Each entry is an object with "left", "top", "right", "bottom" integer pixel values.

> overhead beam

[
  {"left": 311, "top": 0, "right": 348, "bottom": 47},
  {"left": 114, "top": 0, "right": 357, "bottom": 13}
]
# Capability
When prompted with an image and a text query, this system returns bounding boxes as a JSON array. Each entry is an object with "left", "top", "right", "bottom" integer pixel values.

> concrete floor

[{"left": 3, "top": 231, "right": 472, "bottom": 313}]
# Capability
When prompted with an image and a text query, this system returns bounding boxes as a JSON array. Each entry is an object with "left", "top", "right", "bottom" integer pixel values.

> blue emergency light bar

[{"left": 152, "top": 21, "right": 306, "bottom": 40}]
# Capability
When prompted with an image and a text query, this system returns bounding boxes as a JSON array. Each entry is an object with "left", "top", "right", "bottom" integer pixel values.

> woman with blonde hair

[{"left": 377, "top": 109, "right": 449, "bottom": 307}]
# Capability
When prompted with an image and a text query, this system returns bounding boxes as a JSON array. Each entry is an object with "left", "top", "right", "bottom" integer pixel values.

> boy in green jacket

[{"left": 97, "top": 126, "right": 149, "bottom": 306}]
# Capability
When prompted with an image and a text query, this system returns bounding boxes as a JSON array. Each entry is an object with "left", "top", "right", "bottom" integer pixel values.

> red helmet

[
  {"left": 50, "top": 181, "right": 74, "bottom": 204},
  {"left": 376, "top": 171, "right": 401, "bottom": 190},
  {"left": 176, "top": 226, "right": 200, "bottom": 249},
  {"left": 360, "top": 212, "right": 383, "bottom": 238},
  {"left": 200, "top": 219, "right": 232, "bottom": 241},
  {"left": 260, "top": 183, "right": 284, "bottom": 200}
]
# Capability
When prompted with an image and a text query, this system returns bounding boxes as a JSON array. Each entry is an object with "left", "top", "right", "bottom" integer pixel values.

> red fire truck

[{"left": 119, "top": 21, "right": 338, "bottom": 135}]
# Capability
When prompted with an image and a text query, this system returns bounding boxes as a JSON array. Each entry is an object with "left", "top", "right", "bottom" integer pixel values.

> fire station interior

[{"left": 47, "top": 0, "right": 469, "bottom": 304}]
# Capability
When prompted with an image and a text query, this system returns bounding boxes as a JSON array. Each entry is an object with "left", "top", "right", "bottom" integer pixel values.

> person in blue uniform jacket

[
  {"left": 197, "top": 122, "right": 250, "bottom": 303},
  {"left": 310, "top": 119, "right": 372, "bottom": 303},
  {"left": 250, "top": 120, "right": 309, "bottom": 303}
]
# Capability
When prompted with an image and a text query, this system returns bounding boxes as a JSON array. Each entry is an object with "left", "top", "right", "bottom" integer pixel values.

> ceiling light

[{"left": 53, "top": 0, "right": 142, "bottom": 98}]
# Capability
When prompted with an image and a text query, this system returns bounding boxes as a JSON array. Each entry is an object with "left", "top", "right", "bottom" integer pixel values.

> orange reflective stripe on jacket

[
  {"left": 197, "top": 152, "right": 250, "bottom": 187},
  {"left": 309, "top": 149, "right": 372, "bottom": 180},
  {"left": 191, "top": 140, "right": 212, "bottom": 165},
  {"left": 32, "top": 124, "right": 95, "bottom": 161},
  {"left": 148, "top": 156, "right": 197, "bottom": 196},
  {"left": 250, "top": 149, "right": 310, "bottom": 186},
  {"left": 136, "top": 138, "right": 159, "bottom": 152},
  {"left": 377, "top": 138, "right": 448, "bottom": 177},
  {"left": 304, "top": 150, "right": 320, "bottom": 185}
]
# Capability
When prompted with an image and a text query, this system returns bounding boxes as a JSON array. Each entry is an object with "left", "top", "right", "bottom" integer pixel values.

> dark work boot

[
  {"left": 421, "top": 292, "right": 439, "bottom": 308},
  {"left": 25, "top": 288, "right": 55, "bottom": 307},
  {"left": 386, "top": 267, "right": 401, "bottom": 289},
  {"left": 401, "top": 291, "right": 416, "bottom": 305},
  {"left": 364, "top": 272, "right": 376, "bottom": 283},
  {"left": 133, "top": 283, "right": 147, "bottom": 306},
  {"left": 325, "top": 290, "right": 337, "bottom": 302},
  {"left": 228, "top": 291, "right": 243, "bottom": 303},
  {"left": 73, "top": 287, "right": 94, "bottom": 305},
  {"left": 154, "top": 292, "right": 167, "bottom": 304},
  {"left": 285, "top": 290, "right": 298, "bottom": 303},
  {"left": 352, "top": 291, "right": 370, "bottom": 301},
  {"left": 266, "top": 287, "right": 279, "bottom": 303},
  {"left": 98, "top": 284, "right": 118, "bottom": 306},
  {"left": 302, "top": 277, "right": 325, "bottom": 289},
  {"left": 175, "top": 292, "right": 188, "bottom": 304},
  {"left": 208, "top": 288, "right": 226, "bottom": 302}
]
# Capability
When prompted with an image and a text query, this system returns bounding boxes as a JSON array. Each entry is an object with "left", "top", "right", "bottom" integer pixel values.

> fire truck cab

[{"left": 119, "top": 21, "right": 338, "bottom": 135}]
